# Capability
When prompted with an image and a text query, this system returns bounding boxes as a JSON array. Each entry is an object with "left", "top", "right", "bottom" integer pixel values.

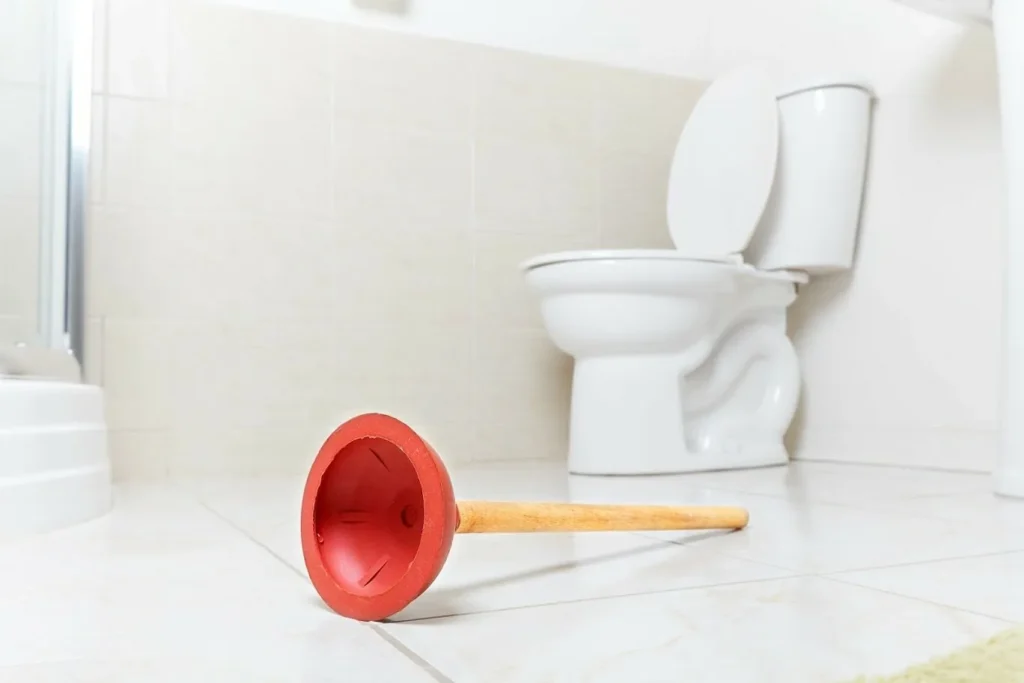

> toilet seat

[
  {"left": 521, "top": 249, "right": 740, "bottom": 270},
  {"left": 521, "top": 249, "right": 808, "bottom": 284}
]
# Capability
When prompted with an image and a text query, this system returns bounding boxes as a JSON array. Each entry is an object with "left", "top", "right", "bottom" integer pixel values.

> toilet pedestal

[
  {"left": 567, "top": 354, "right": 791, "bottom": 476},
  {"left": 569, "top": 356, "right": 688, "bottom": 475}
]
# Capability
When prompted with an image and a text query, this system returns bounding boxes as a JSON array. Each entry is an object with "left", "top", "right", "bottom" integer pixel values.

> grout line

[
  {"left": 794, "top": 457, "right": 991, "bottom": 476},
  {"left": 328, "top": 21, "right": 338, "bottom": 225},
  {"left": 817, "top": 574, "right": 1017, "bottom": 625},
  {"left": 468, "top": 61, "right": 481, "bottom": 458},
  {"left": 195, "top": 499, "right": 307, "bottom": 579},
  {"left": 98, "top": 0, "right": 110, "bottom": 97},
  {"left": 896, "top": 489, "right": 1003, "bottom": 502},
  {"left": 648, "top": 517, "right": 1024, "bottom": 577},
  {"left": 93, "top": 93, "right": 107, "bottom": 206},
  {"left": 195, "top": 499, "right": 453, "bottom": 682},
  {"left": 388, "top": 573, "right": 813, "bottom": 624},
  {"left": 637, "top": 528, "right": 818, "bottom": 575},
  {"left": 674, "top": 544, "right": 807, "bottom": 575},
  {"left": 665, "top": 482, "right": 997, "bottom": 520},
  {"left": 369, "top": 625, "right": 455, "bottom": 683},
  {"left": 818, "top": 548, "right": 1024, "bottom": 577}
]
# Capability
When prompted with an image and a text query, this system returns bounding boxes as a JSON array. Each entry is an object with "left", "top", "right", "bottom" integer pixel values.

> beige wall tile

[
  {"left": 595, "top": 69, "right": 704, "bottom": 154},
  {"left": 371, "top": 324, "right": 472, "bottom": 413},
  {"left": 167, "top": 2, "right": 332, "bottom": 219},
  {"left": 474, "top": 231, "right": 590, "bottom": 329},
  {"left": 170, "top": 318, "right": 342, "bottom": 432},
  {"left": 598, "top": 151, "right": 674, "bottom": 249},
  {"left": 108, "top": 430, "right": 171, "bottom": 480},
  {"left": 104, "top": 316, "right": 343, "bottom": 443},
  {"left": 108, "top": 0, "right": 170, "bottom": 98},
  {"left": 0, "top": 0, "right": 45, "bottom": 85},
  {"left": 89, "top": 208, "right": 186, "bottom": 317},
  {"left": 93, "top": 0, "right": 107, "bottom": 93},
  {"left": 170, "top": 1, "right": 331, "bottom": 109},
  {"left": 179, "top": 212, "right": 337, "bottom": 319},
  {"left": 474, "top": 137, "right": 599, "bottom": 239},
  {"left": 0, "top": 85, "right": 41, "bottom": 201},
  {"left": 85, "top": 7, "right": 714, "bottom": 478},
  {"left": 107, "top": 96, "right": 173, "bottom": 209},
  {"left": 334, "top": 120, "right": 472, "bottom": 235},
  {"left": 170, "top": 101, "right": 332, "bottom": 219},
  {"left": 167, "top": 425, "right": 328, "bottom": 477},
  {"left": 89, "top": 95, "right": 106, "bottom": 205},
  {"left": 103, "top": 317, "right": 182, "bottom": 430},
  {"left": 334, "top": 24, "right": 474, "bottom": 134},
  {"left": 91, "top": 207, "right": 337, "bottom": 318},
  {"left": 335, "top": 227, "right": 473, "bottom": 326},
  {"left": 84, "top": 316, "right": 104, "bottom": 386},
  {"left": 0, "top": 201, "right": 39, "bottom": 319},
  {"left": 475, "top": 48, "right": 598, "bottom": 144},
  {"left": 333, "top": 323, "right": 476, "bottom": 462},
  {"left": 473, "top": 329, "right": 573, "bottom": 461}
]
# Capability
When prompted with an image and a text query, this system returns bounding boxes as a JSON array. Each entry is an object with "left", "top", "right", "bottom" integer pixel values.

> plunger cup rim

[{"left": 300, "top": 413, "right": 458, "bottom": 621}]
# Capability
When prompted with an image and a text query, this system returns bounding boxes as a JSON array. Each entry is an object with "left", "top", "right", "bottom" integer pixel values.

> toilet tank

[{"left": 745, "top": 83, "right": 873, "bottom": 274}]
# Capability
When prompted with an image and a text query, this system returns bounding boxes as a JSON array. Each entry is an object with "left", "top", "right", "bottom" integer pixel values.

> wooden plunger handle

[{"left": 455, "top": 501, "right": 748, "bottom": 534}]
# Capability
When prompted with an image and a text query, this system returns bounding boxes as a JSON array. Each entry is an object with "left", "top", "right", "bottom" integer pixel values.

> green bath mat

[{"left": 847, "top": 625, "right": 1024, "bottom": 682}]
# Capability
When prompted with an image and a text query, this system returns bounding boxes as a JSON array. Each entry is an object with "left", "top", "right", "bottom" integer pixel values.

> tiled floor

[{"left": 1, "top": 460, "right": 1022, "bottom": 682}]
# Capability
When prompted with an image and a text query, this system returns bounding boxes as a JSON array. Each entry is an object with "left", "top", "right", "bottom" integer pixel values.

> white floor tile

[
  {"left": 678, "top": 461, "right": 990, "bottom": 506},
  {"left": 393, "top": 532, "right": 791, "bottom": 621},
  {"left": 848, "top": 490, "right": 1024, "bottom": 532},
  {"left": 0, "top": 653, "right": 433, "bottom": 683},
  {"left": 0, "top": 485, "right": 432, "bottom": 680},
  {"left": 7, "top": 460, "right": 1021, "bottom": 681},
  {"left": 191, "top": 475, "right": 791, "bottom": 621},
  {"left": 187, "top": 476, "right": 307, "bottom": 569},
  {"left": 563, "top": 471, "right": 1024, "bottom": 572},
  {"left": 834, "top": 551, "right": 1024, "bottom": 622},
  {"left": 383, "top": 577, "right": 1008, "bottom": 683}
]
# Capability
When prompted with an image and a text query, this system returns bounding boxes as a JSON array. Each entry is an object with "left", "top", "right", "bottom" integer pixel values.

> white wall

[
  {"left": 211, "top": 0, "right": 967, "bottom": 92},
  {"left": 203, "top": 0, "right": 1005, "bottom": 471}
]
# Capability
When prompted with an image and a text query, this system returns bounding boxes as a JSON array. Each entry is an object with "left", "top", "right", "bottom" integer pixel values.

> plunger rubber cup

[
  {"left": 301, "top": 413, "right": 458, "bottom": 622},
  {"left": 303, "top": 413, "right": 750, "bottom": 621}
]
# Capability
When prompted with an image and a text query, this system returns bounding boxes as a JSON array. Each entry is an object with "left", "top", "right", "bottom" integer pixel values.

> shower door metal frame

[{"left": 2, "top": 0, "right": 92, "bottom": 382}]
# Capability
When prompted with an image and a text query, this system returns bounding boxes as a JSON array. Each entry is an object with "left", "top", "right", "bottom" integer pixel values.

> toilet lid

[{"left": 667, "top": 65, "right": 780, "bottom": 259}]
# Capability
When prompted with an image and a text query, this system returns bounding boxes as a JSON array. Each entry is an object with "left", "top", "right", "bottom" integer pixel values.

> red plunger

[{"left": 301, "top": 413, "right": 749, "bottom": 622}]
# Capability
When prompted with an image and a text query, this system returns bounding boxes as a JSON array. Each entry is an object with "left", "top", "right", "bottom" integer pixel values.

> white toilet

[{"left": 522, "top": 66, "right": 873, "bottom": 476}]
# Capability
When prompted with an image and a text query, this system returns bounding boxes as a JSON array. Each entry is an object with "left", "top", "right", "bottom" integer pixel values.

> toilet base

[{"left": 566, "top": 354, "right": 794, "bottom": 476}]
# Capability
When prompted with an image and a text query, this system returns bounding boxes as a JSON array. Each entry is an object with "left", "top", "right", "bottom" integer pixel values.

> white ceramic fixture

[
  {"left": 894, "top": 0, "right": 1022, "bottom": 498},
  {"left": 522, "top": 66, "right": 873, "bottom": 475},
  {"left": 0, "top": 379, "right": 111, "bottom": 537}
]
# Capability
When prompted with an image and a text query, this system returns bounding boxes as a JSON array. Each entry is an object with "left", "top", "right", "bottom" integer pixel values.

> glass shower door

[{"left": 0, "top": 0, "right": 90, "bottom": 382}]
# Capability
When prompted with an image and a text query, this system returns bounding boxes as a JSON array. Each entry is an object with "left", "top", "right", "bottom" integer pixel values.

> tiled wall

[
  {"left": 169, "top": 0, "right": 1008, "bottom": 474},
  {"left": 0, "top": 0, "right": 44, "bottom": 346},
  {"left": 86, "top": 0, "right": 705, "bottom": 478},
  {"left": 11, "top": 0, "right": 996, "bottom": 477}
]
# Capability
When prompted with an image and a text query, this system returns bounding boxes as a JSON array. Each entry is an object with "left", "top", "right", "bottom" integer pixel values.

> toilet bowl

[{"left": 523, "top": 66, "right": 873, "bottom": 476}]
